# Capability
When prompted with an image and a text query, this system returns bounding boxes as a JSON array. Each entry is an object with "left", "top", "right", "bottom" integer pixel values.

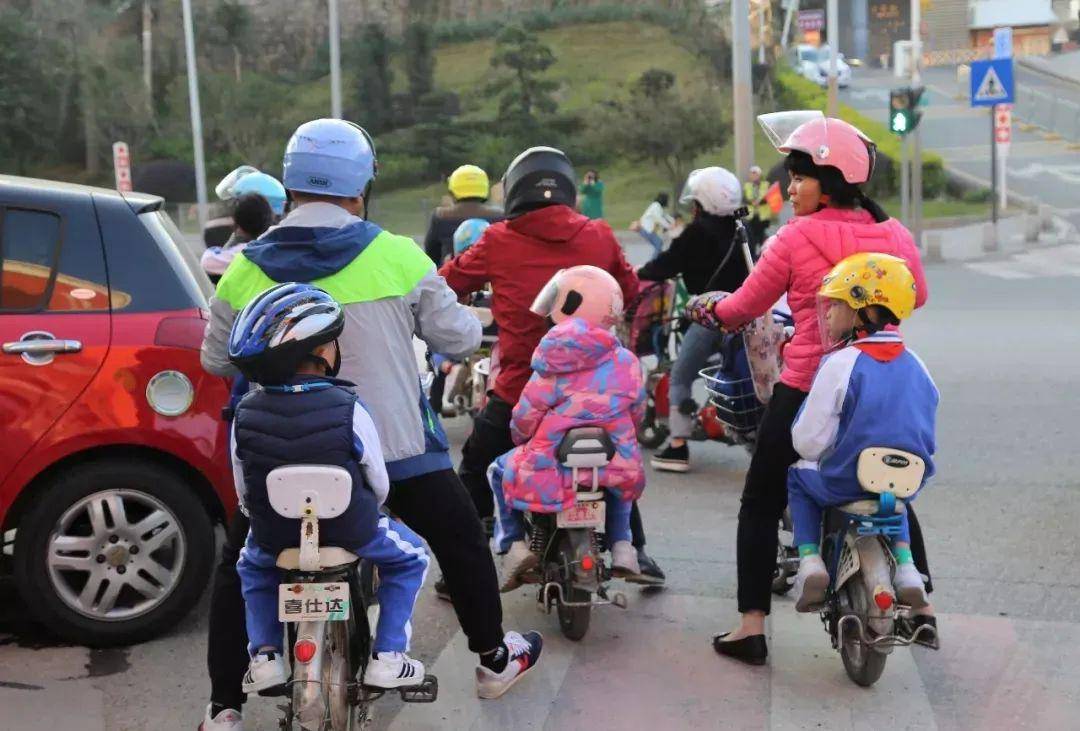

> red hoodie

[{"left": 439, "top": 205, "right": 638, "bottom": 405}]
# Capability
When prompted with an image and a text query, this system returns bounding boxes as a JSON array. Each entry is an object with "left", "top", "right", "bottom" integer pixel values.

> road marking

[{"left": 965, "top": 245, "right": 1080, "bottom": 279}]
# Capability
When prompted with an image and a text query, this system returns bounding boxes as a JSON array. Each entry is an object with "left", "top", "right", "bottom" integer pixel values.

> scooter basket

[{"left": 700, "top": 365, "right": 764, "bottom": 432}]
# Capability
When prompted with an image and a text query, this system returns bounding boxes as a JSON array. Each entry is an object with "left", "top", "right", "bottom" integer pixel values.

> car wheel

[{"left": 13, "top": 459, "right": 215, "bottom": 646}]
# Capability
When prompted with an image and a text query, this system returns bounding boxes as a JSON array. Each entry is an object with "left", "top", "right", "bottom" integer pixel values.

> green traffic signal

[{"left": 891, "top": 110, "right": 909, "bottom": 134}]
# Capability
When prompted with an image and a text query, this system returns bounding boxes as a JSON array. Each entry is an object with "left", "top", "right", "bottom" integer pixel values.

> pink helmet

[
  {"left": 778, "top": 117, "right": 876, "bottom": 185},
  {"left": 529, "top": 265, "right": 624, "bottom": 329}
]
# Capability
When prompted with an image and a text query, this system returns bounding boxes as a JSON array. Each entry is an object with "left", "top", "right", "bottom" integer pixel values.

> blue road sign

[{"left": 970, "top": 58, "right": 1014, "bottom": 107}]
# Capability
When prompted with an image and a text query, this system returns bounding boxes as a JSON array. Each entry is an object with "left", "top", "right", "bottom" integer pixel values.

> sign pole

[
  {"left": 900, "top": 136, "right": 910, "bottom": 227},
  {"left": 990, "top": 105, "right": 999, "bottom": 227},
  {"left": 910, "top": 0, "right": 922, "bottom": 249}
]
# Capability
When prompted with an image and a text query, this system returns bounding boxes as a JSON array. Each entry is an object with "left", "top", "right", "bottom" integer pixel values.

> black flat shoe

[
  {"left": 899, "top": 614, "right": 939, "bottom": 649},
  {"left": 713, "top": 632, "right": 768, "bottom": 666}
]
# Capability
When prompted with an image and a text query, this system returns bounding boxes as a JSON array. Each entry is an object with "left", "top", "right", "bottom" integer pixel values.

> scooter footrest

[{"left": 398, "top": 675, "right": 438, "bottom": 703}]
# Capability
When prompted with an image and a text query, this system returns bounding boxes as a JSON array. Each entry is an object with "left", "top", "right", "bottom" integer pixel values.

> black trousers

[
  {"left": 207, "top": 470, "right": 504, "bottom": 709},
  {"left": 735, "top": 382, "right": 934, "bottom": 615},
  {"left": 459, "top": 394, "right": 650, "bottom": 548}
]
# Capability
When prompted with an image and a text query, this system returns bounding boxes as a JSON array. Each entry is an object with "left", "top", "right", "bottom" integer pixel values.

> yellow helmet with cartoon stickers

[{"left": 819, "top": 252, "right": 916, "bottom": 322}]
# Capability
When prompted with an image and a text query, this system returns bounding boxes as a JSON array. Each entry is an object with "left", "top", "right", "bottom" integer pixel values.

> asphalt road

[
  {"left": 840, "top": 64, "right": 1080, "bottom": 234},
  {"left": 4, "top": 239, "right": 1080, "bottom": 729}
]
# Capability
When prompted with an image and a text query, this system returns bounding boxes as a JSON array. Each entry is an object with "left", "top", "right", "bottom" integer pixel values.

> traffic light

[{"left": 889, "top": 86, "right": 925, "bottom": 136}]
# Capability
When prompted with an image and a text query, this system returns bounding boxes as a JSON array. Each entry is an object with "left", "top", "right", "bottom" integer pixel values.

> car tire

[{"left": 13, "top": 459, "right": 215, "bottom": 647}]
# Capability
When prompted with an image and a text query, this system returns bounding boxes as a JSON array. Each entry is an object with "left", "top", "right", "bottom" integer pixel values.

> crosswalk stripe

[{"left": 965, "top": 246, "right": 1080, "bottom": 279}]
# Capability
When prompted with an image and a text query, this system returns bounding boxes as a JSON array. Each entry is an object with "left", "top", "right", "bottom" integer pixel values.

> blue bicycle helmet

[
  {"left": 282, "top": 119, "right": 378, "bottom": 200},
  {"left": 228, "top": 283, "right": 344, "bottom": 384},
  {"left": 232, "top": 171, "right": 287, "bottom": 216},
  {"left": 452, "top": 218, "right": 491, "bottom": 255}
]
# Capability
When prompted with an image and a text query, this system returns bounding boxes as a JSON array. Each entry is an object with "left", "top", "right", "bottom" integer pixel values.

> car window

[
  {"left": 139, "top": 210, "right": 213, "bottom": 303},
  {"left": 0, "top": 208, "right": 62, "bottom": 311}
]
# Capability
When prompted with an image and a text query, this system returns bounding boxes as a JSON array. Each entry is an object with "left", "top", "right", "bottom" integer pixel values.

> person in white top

[{"left": 630, "top": 192, "right": 673, "bottom": 254}]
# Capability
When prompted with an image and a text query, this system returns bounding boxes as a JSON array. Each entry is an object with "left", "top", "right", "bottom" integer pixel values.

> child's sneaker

[
  {"left": 610, "top": 540, "right": 642, "bottom": 578},
  {"left": 893, "top": 562, "right": 929, "bottom": 609},
  {"left": 650, "top": 442, "right": 690, "bottom": 473},
  {"left": 792, "top": 554, "right": 829, "bottom": 612},
  {"left": 198, "top": 704, "right": 243, "bottom": 731},
  {"left": 363, "top": 652, "right": 425, "bottom": 689},
  {"left": 475, "top": 630, "right": 543, "bottom": 699},
  {"left": 500, "top": 540, "right": 539, "bottom": 592},
  {"left": 242, "top": 650, "right": 288, "bottom": 693}
]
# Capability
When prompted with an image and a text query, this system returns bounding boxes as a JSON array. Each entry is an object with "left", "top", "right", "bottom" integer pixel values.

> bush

[{"left": 772, "top": 67, "right": 947, "bottom": 199}]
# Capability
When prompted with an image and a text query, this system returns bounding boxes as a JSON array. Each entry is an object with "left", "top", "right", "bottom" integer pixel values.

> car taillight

[
  {"left": 155, "top": 315, "right": 206, "bottom": 351},
  {"left": 873, "top": 587, "right": 894, "bottom": 611},
  {"left": 294, "top": 638, "right": 318, "bottom": 664},
  {"left": 580, "top": 555, "right": 595, "bottom": 571}
]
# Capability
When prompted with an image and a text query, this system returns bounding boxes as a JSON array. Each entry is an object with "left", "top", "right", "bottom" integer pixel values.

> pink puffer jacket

[
  {"left": 715, "top": 208, "right": 928, "bottom": 391},
  {"left": 500, "top": 317, "right": 646, "bottom": 514}
]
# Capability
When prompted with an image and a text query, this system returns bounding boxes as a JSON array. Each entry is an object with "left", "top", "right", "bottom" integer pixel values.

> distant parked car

[
  {"left": 0, "top": 175, "right": 233, "bottom": 647},
  {"left": 793, "top": 44, "right": 852, "bottom": 88}
]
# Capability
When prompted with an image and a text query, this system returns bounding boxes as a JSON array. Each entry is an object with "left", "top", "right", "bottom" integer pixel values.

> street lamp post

[
  {"left": 732, "top": 0, "right": 755, "bottom": 180},
  {"left": 180, "top": 0, "right": 207, "bottom": 233},
  {"left": 826, "top": 0, "right": 839, "bottom": 117},
  {"left": 329, "top": 0, "right": 343, "bottom": 119},
  {"left": 910, "top": 0, "right": 923, "bottom": 249}
]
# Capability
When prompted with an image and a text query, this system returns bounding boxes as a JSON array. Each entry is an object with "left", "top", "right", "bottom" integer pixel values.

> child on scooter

[
  {"left": 487, "top": 266, "right": 647, "bottom": 591},
  {"left": 787, "top": 253, "right": 938, "bottom": 613},
  {"left": 227, "top": 283, "right": 429, "bottom": 694}
]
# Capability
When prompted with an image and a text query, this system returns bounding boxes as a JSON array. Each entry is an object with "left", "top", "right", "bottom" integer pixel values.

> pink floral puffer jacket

[
  {"left": 714, "top": 207, "right": 928, "bottom": 392},
  {"left": 499, "top": 317, "right": 646, "bottom": 514}
]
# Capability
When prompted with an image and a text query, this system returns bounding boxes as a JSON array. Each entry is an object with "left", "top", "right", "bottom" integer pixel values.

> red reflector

[
  {"left": 155, "top": 315, "right": 206, "bottom": 351},
  {"left": 874, "top": 590, "right": 894, "bottom": 611},
  {"left": 580, "top": 555, "right": 595, "bottom": 571},
  {"left": 294, "top": 639, "right": 317, "bottom": 664}
]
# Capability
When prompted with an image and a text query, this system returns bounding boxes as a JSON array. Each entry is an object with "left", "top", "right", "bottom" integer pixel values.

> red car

[{"left": 0, "top": 176, "right": 233, "bottom": 646}]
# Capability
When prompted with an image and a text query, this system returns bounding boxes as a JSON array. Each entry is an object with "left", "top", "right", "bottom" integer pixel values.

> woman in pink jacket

[
  {"left": 687, "top": 115, "right": 930, "bottom": 665},
  {"left": 488, "top": 266, "right": 648, "bottom": 591}
]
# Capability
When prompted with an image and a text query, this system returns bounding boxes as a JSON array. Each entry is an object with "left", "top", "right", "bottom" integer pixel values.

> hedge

[{"left": 773, "top": 66, "right": 947, "bottom": 199}]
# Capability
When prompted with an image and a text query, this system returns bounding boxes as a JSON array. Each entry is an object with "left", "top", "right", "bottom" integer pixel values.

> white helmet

[{"left": 679, "top": 166, "right": 743, "bottom": 216}]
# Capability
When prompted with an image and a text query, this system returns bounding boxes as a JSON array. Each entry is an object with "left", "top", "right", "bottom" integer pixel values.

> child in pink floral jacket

[{"left": 488, "top": 266, "right": 647, "bottom": 589}]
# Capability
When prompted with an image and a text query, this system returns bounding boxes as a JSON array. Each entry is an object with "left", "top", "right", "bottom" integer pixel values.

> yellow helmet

[
  {"left": 819, "top": 252, "right": 916, "bottom": 322},
  {"left": 448, "top": 164, "right": 490, "bottom": 200}
]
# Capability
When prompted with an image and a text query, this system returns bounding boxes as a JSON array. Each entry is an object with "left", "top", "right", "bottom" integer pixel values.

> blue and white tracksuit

[
  {"left": 232, "top": 376, "right": 429, "bottom": 656},
  {"left": 787, "top": 332, "right": 938, "bottom": 547}
]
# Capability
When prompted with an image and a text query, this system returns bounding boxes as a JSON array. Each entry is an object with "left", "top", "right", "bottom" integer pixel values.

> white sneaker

[
  {"left": 199, "top": 704, "right": 243, "bottom": 731},
  {"left": 893, "top": 562, "right": 929, "bottom": 609},
  {"left": 363, "top": 651, "right": 425, "bottom": 689},
  {"left": 475, "top": 630, "right": 543, "bottom": 700},
  {"left": 610, "top": 540, "right": 642, "bottom": 578},
  {"left": 241, "top": 650, "right": 288, "bottom": 693},
  {"left": 500, "top": 540, "right": 540, "bottom": 592},
  {"left": 792, "top": 554, "right": 829, "bottom": 612},
  {"left": 442, "top": 364, "right": 466, "bottom": 413}
]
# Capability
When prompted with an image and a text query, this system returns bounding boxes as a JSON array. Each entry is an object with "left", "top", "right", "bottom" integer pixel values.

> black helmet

[
  {"left": 228, "top": 283, "right": 345, "bottom": 384},
  {"left": 502, "top": 146, "right": 576, "bottom": 218}
]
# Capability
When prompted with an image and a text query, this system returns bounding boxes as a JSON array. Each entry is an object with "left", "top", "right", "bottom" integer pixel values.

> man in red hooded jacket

[{"left": 439, "top": 146, "right": 665, "bottom": 584}]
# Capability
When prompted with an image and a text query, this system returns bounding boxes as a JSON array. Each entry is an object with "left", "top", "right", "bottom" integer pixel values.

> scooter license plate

[
  {"left": 557, "top": 500, "right": 605, "bottom": 529},
  {"left": 278, "top": 582, "right": 350, "bottom": 622}
]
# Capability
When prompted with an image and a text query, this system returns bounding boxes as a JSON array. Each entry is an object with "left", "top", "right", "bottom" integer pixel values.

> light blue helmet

[
  {"left": 453, "top": 218, "right": 491, "bottom": 255},
  {"left": 232, "top": 171, "right": 287, "bottom": 215},
  {"left": 282, "top": 118, "right": 378, "bottom": 199}
]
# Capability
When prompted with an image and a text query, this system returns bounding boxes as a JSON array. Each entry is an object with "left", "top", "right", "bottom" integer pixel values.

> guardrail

[{"left": 957, "top": 64, "right": 1080, "bottom": 143}]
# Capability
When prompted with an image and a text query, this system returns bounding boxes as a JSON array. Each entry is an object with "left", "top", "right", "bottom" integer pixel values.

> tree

[
  {"left": 0, "top": 12, "right": 62, "bottom": 174},
  {"left": 349, "top": 24, "right": 395, "bottom": 133},
  {"left": 592, "top": 69, "right": 730, "bottom": 207},
  {"left": 404, "top": 21, "right": 435, "bottom": 103},
  {"left": 485, "top": 24, "right": 558, "bottom": 129},
  {"left": 212, "top": 0, "right": 253, "bottom": 82}
]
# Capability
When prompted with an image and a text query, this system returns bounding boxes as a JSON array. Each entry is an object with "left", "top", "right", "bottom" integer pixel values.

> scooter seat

[
  {"left": 276, "top": 547, "right": 360, "bottom": 570},
  {"left": 838, "top": 499, "right": 906, "bottom": 516}
]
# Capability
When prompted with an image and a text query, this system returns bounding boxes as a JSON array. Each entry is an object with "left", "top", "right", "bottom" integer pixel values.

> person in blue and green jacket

[{"left": 196, "top": 118, "right": 543, "bottom": 731}]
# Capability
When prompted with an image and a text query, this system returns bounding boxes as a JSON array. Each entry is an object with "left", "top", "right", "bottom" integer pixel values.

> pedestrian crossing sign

[{"left": 970, "top": 58, "right": 1014, "bottom": 107}]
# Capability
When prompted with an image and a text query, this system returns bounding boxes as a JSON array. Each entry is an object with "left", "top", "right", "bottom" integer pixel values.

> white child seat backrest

[
  {"left": 267, "top": 465, "right": 352, "bottom": 519},
  {"left": 855, "top": 448, "right": 925, "bottom": 499}
]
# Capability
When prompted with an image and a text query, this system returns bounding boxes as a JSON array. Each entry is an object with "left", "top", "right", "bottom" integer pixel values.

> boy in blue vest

[
  {"left": 788, "top": 253, "right": 938, "bottom": 623},
  {"left": 229, "top": 282, "right": 429, "bottom": 693}
]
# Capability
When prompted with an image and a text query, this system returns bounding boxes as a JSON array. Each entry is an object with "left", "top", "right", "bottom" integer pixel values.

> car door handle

[{"left": 3, "top": 339, "right": 83, "bottom": 355}]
